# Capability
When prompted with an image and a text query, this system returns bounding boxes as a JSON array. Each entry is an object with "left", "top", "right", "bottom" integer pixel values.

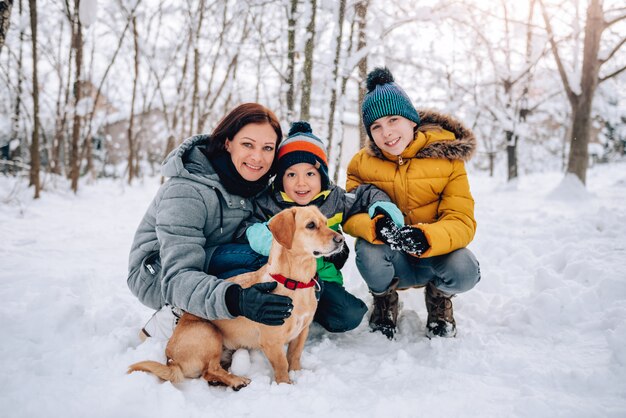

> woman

[
  {"left": 127, "top": 103, "right": 293, "bottom": 340},
  {"left": 343, "top": 68, "right": 481, "bottom": 340}
]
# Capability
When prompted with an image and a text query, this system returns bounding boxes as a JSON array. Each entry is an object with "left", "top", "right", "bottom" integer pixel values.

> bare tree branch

[
  {"left": 599, "top": 36, "right": 626, "bottom": 64},
  {"left": 247, "top": 6, "right": 286, "bottom": 81},
  {"left": 599, "top": 63, "right": 626, "bottom": 83},
  {"left": 538, "top": 0, "right": 577, "bottom": 106},
  {"left": 84, "top": 0, "right": 142, "bottom": 141},
  {"left": 604, "top": 13, "right": 626, "bottom": 28}
]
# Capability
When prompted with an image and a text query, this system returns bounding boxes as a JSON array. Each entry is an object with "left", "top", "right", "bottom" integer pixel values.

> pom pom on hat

[
  {"left": 275, "top": 121, "right": 330, "bottom": 192},
  {"left": 366, "top": 67, "right": 395, "bottom": 92},
  {"left": 288, "top": 121, "right": 313, "bottom": 136},
  {"left": 361, "top": 67, "right": 420, "bottom": 139}
]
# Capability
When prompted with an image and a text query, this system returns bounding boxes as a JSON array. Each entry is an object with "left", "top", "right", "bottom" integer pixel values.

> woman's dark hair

[{"left": 205, "top": 103, "right": 283, "bottom": 165}]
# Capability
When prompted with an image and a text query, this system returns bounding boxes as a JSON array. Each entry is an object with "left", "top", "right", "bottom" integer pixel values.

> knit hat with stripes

[
  {"left": 361, "top": 67, "right": 420, "bottom": 139},
  {"left": 275, "top": 121, "right": 330, "bottom": 191}
]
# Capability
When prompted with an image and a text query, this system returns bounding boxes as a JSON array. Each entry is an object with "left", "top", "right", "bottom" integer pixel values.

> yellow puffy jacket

[{"left": 344, "top": 109, "right": 477, "bottom": 258}]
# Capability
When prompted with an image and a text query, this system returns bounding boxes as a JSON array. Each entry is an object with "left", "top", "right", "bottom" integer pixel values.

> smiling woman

[
  {"left": 224, "top": 123, "right": 278, "bottom": 182},
  {"left": 127, "top": 103, "right": 296, "bottom": 342}
]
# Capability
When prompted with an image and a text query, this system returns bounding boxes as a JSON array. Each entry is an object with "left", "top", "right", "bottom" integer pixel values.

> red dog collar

[{"left": 270, "top": 273, "right": 319, "bottom": 291}]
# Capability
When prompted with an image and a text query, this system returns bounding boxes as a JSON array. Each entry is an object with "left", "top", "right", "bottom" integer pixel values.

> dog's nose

[{"left": 333, "top": 234, "right": 344, "bottom": 244}]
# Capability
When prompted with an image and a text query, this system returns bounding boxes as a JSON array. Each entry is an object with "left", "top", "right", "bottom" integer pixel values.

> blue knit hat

[
  {"left": 275, "top": 121, "right": 330, "bottom": 191},
  {"left": 361, "top": 67, "right": 420, "bottom": 139}
]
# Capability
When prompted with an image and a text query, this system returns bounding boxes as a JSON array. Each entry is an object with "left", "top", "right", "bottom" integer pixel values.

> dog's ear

[{"left": 268, "top": 208, "right": 296, "bottom": 250}]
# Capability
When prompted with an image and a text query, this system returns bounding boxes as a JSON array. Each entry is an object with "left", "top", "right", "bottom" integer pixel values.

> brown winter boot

[
  {"left": 369, "top": 278, "right": 400, "bottom": 340},
  {"left": 425, "top": 282, "right": 457, "bottom": 338}
]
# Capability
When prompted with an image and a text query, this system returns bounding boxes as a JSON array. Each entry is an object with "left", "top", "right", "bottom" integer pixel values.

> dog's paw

[
  {"left": 274, "top": 375, "right": 293, "bottom": 385},
  {"left": 231, "top": 376, "right": 251, "bottom": 391}
]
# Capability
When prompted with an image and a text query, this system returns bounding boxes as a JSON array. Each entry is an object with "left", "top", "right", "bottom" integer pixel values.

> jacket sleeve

[
  {"left": 233, "top": 192, "right": 274, "bottom": 241},
  {"left": 416, "top": 160, "right": 476, "bottom": 257},
  {"left": 343, "top": 184, "right": 392, "bottom": 219},
  {"left": 156, "top": 182, "right": 237, "bottom": 320},
  {"left": 342, "top": 153, "right": 381, "bottom": 243}
]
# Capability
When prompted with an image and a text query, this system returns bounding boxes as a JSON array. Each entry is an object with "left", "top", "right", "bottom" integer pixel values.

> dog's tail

[{"left": 128, "top": 360, "right": 185, "bottom": 383}]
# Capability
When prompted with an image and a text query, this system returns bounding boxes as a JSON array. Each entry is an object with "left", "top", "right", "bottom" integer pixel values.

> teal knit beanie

[{"left": 361, "top": 67, "right": 420, "bottom": 138}]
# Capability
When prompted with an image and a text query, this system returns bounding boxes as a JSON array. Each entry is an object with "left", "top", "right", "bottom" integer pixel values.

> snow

[
  {"left": 78, "top": 0, "right": 99, "bottom": 27},
  {"left": 1, "top": 162, "right": 626, "bottom": 417}
]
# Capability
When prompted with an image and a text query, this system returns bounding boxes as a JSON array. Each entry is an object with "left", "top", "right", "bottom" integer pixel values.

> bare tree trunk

[
  {"left": 327, "top": 0, "right": 345, "bottom": 172},
  {"left": 567, "top": 97, "right": 593, "bottom": 183},
  {"left": 189, "top": 0, "right": 205, "bottom": 137},
  {"left": 501, "top": 0, "right": 517, "bottom": 182},
  {"left": 299, "top": 0, "right": 316, "bottom": 121},
  {"left": 254, "top": 4, "right": 265, "bottom": 103},
  {"left": 506, "top": 131, "right": 517, "bottom": 181},
  {"left": 509, "top": 0, "right": 536, "bottom": 182},
  {"left": 0, "top": 0, "right": 13, "bottom": 53},
  {"left": 565, "top": 0, "right": 602, "bottom": 184},
  {"left": 332, "top": 10, "right": 356, "bottom": 185},
  {"left": 80, "top": 31, "right": 96, "bottom": 178},
  {"left": 196, "top": 0, "right": 225, "bottom": 133},
  {"left": 51, "top": 19, "right": 72, "bottom": 175},
  {"left": 127, "top": 15, "right": 139, "bottom": 185},
  {"left": 10, "top": 0, "right": 23, "bottom": 164},
  {"left": 28, "top": 0, "right": 40, "bottom": 198},
  {"left": 172, "top": 35, "right": 191, "bottom": 140},
  {"left": 540, "top": 0, "right": 625, "bottom": 185},
  {"left": 355, "top": 0, "right": 369, "bottom": 149},
  {"left": 286, "top": 0, "right": 298, "bottom": 121},
  {"left": 158, "top": 27, "right": 192, "bottom": 160},
  {"left": 69, "top": 0, "right": 83, "bottom": 193},
  {"left": 488, "top": 152, "right": 496, "bottom": 177}
]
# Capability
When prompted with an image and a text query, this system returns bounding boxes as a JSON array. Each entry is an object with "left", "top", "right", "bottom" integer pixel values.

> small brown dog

[{"left": 128, "top": 206, "right": 344, "bottom": 389}]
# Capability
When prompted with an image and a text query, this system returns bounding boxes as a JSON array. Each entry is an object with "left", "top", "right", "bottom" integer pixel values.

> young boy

[{"left": 244, "top": 121, "right": 403, "bottom": 333}]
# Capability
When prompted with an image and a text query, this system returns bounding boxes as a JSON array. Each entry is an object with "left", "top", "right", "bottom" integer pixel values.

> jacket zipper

[{"left": 398, "top": 155, "right": 404, "bottom": 165}]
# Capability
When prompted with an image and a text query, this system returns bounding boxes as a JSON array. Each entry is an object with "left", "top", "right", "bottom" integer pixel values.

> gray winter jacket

[{"left": 127, "top": 135, "right": 254, "bottom": 320}]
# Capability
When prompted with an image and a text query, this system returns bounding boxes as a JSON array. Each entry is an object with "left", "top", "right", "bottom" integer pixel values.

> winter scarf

[{"left": 209, "top": 151, "right": 270, "bottom": 198}]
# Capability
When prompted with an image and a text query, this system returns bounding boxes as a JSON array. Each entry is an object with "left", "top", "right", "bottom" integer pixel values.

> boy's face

[
  {"left": 369, "top": 115, "right": 417, "bottom": 156},
  {"left": 282, "top": 162, "right": 322, "bottom": 205}
]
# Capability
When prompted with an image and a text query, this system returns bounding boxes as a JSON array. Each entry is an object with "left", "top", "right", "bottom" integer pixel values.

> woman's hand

[{"left": 226, "top": 282, "right": 293, "bottom": 326}]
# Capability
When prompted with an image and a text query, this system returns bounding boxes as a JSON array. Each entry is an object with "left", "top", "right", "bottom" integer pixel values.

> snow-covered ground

[{"left": 1, "top": 163, "right": 625, "bottom": 418}]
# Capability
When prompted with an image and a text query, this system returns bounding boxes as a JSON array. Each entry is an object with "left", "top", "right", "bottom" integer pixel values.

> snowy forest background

[
  {"left": 0, "top": 0, "right": 625, "bottom": 195},
  {"left": 1, "top": 2, "right": 626, "bottom": 416}
]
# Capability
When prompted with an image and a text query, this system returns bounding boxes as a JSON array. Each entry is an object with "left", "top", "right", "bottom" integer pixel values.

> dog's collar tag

[{"left": 270, "top": 273, "right": 319, "bottom": 290}]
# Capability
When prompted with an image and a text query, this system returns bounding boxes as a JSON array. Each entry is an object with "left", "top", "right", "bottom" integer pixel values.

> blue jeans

[
  {"left": 355, "top": 239, "right": 480, "bottom": 294},
  {"left": 206, "top": 243, "right": 268, "bottom": 280},
  {"left": 314, "top": 281, "right": 367, "bottom": 332}
]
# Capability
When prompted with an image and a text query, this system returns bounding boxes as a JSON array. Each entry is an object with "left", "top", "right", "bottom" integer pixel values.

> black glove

[
  {"left": 374, "top": 215, "right": 403, "bottom": 251},
  {"left": 324, "top": 240, "right": 350, "bottom": 270},
  {"left": 225, "top": 282, "right": 293, "bottom": 326},
  {"left": 398, "top": 226, "right": 430, "bottom": 256}
]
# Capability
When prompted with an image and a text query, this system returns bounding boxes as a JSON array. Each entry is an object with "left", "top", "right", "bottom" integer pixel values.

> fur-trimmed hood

[{"left": 367, "top": 109, "right": 477, "bottom": 162}]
